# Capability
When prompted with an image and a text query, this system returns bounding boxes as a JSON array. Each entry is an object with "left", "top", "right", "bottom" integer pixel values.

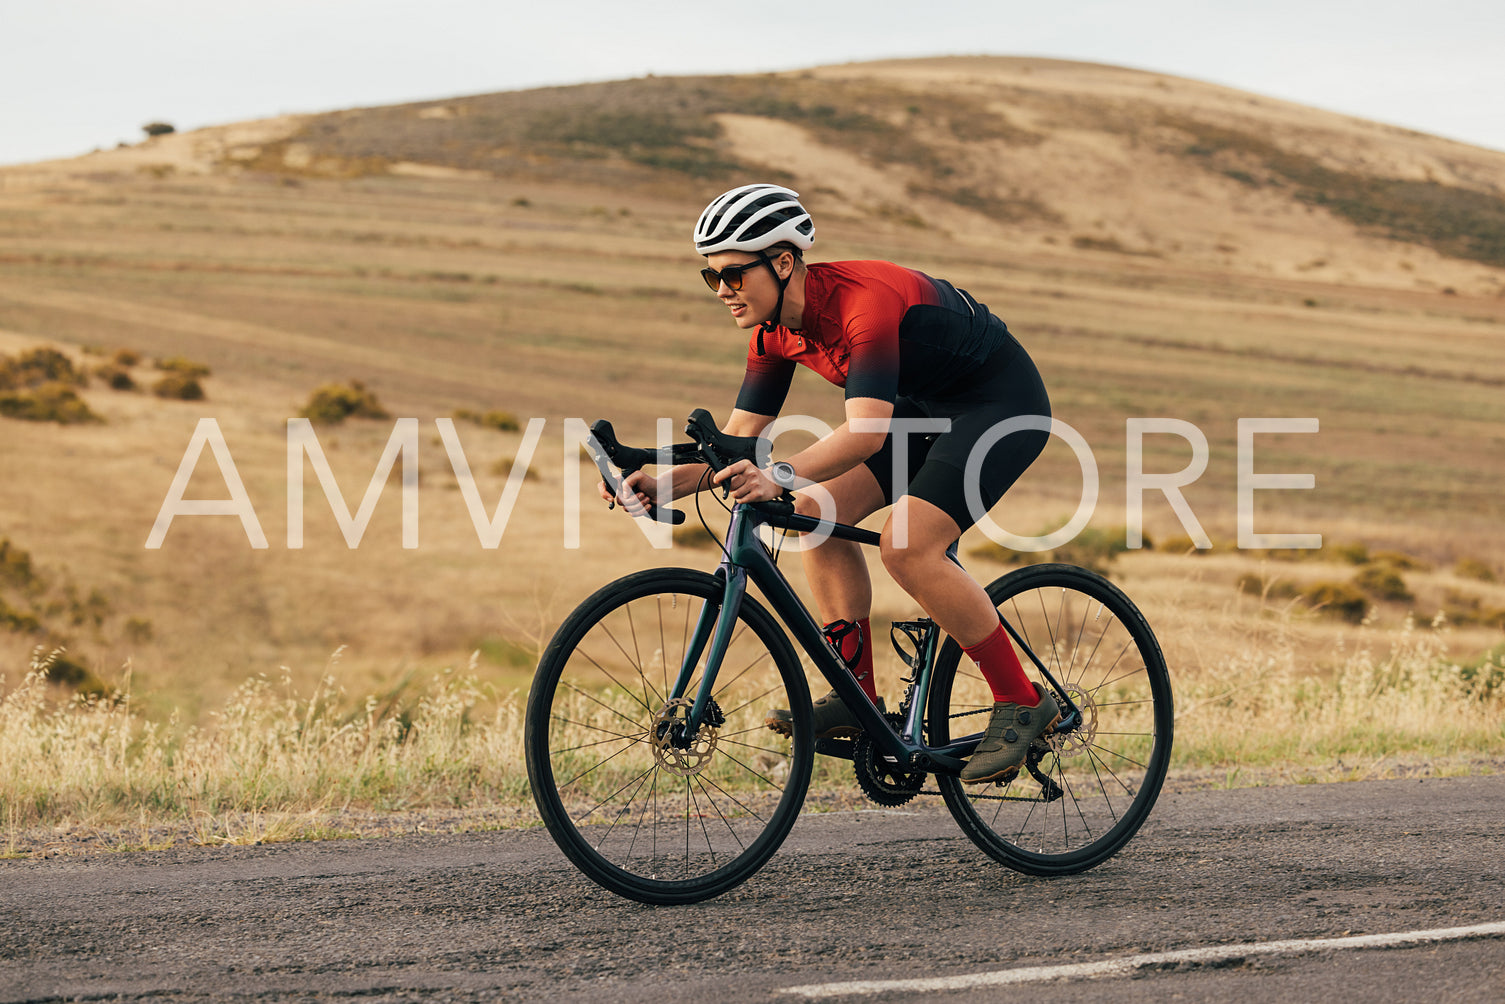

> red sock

[
  {"left": 824, "top": 618, "right": 878, "bottom": 703},
  {"left": 962, "top": 623, "right": 1037, "bottom": 705}
]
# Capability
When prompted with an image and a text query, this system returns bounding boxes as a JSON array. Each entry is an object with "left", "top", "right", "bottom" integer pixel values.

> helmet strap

[{"left": 757, "top": 250, "right": 792, "bottom": 352}]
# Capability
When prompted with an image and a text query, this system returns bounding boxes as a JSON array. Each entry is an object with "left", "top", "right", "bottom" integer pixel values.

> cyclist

[{"left": 606, "top": 183, "right": 1055, "bottom": 783}]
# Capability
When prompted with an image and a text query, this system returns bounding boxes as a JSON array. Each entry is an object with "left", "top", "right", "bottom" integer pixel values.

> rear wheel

[
  {"left": 929, "top": 563, "right": 1172, "bottom": 875},
  {"left": 525, "top": 569, "right": 813, "bottom": 904}
]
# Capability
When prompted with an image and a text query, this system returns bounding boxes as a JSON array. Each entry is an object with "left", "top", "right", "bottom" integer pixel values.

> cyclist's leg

[
  {"left": 794, "top": 464, "right": 885, "bottom": 624},
  {"left": 881, "top": 494, "right": 1000, "bottom": 646},
  {"left": 880, "top": 356, "right": 1055, "bottom": 780},
  {"left": 765, "top": 467, "right": 888, "bottom": 736},
  {"left": 884, "top": 348, "right": 1050, "bottom": 647}
]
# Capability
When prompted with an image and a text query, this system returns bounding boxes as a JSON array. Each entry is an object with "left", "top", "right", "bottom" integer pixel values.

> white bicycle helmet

[{"left": 694, "top": 184, "right": 814, "bottom": 256}]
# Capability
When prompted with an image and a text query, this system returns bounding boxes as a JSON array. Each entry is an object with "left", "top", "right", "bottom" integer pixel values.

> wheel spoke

[
  {"left": 526, "top": 571, "right": 813, "bottom": 904},
  {"left": 931, "top": 564, "right": 1171, "bottom": 876}
]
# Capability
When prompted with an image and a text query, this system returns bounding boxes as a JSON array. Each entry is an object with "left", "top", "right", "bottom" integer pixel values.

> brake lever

[{"left": 585, "top": 419, "right": 686, "bottom": 525}]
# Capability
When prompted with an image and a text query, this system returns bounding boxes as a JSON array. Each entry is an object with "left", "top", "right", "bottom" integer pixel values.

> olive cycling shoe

[
  {"left": 959, "top": 683, "right": 1061, "bottom": 784},
  {"left": 766, "top": 690, "right": 885, "bottom": 739}
]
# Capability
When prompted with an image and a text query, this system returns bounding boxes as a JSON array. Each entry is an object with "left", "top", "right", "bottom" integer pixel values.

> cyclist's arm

[
  {"left": 782, "top": 396, "right": 890, "bottom": 485},
  {"left": 710, "top": 397, "right": 892, "bottom": 504}
]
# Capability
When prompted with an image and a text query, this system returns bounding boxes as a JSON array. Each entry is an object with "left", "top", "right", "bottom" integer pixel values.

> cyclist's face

[{"left": 704, "top": 251, "right": 782, "bottom": 330}]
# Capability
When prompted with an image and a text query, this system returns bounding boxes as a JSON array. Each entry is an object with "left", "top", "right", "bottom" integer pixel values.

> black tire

[
  {"left": 929, "top": 563, "right": 1173, "bottom": 875},
  {"left": 524, "top": 568, "right": 813, "bottom": 904}
]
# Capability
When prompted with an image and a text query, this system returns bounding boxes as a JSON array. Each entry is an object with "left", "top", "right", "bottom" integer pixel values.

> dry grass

[
  {"left": 1, "top": 648, "right": 530, "bottom": 856},
  {"left": 4, "top": 602, "right": 1499, "bottom": 856}
]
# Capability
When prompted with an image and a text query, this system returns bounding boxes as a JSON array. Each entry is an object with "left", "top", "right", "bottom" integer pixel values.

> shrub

[
  {"left": 97, "top": 366, "right": 137, "bottom": 391},
  {"left": 0, "top": 383, "right": 102, "bottom": 423},
  {"left": 112, "top": 348, "right": 142, "bottom": 368},
  {"left": 1457, "top": 643, "right": 1505, "bottom": 697},
  {"left": 480, "top": 410, "right": 520, "bottom": 432},
  {"left": 1052, "top": 526, "right": 1136, "bottom": 572},
  {"left": 454, "top": 408, "right": 520, "bottom": 432},
  {"left": 1369, "top": 549, "right": 1429, "bottom": 572},
  {"left": 1440, "top": 591, "right": 1505, "bottom": 630},
  {"left": 673, "top": 525, "right": 718, "bottom": 549},
  {"left": 488, "top": 456, "right": 536, "bottom": 481},
  {"left": 1156, "top": 534, "right": 1213, "bottom": 555},
  {"left": 0, "top": 538, "right": 38, "bottom": 590},
  {"left": 154, "top": 356, "right": 211, "bottom": 378},
  {"left": 151, "top": 373, "right": 205, "bottom": 401},
  {"left": 0, "top": 347, "right": 86, "bottom": 391},
  {"left": 1299, "top": 580, "right": 1369, "bottom": 623},
  {"left": 1236, "top": 573, "right": 1298, "bottom": 600},
  {"left": 1263, "top": 547, "right": 1324, "bottom": 562},
  {"left": 41, "top": 652, "right": 109, "bottom": 696},
  {"left": 967, "top": 525, "right": 1135, "bottom": 574},
  {"left": 1330, "top": 541, "right": 1370, "bottom": 565},
  {"left": 0, "top": 596, "right": 41, "bottom": 633},
  {"left": 299, "top": 380, "right": 389, "bottom": 424},
  {"left": 1354, "top": 564, "right": 1414, "bottom": 603},
  {"left": 124, "top": 617, "right": 155, "bottom": 643},
  {"left": 142, "top": 122, "right": 176, "bottom": 138},
  {"left": 65, "top": 586, "right": 111, "bottom": 628},
  {"left": 1455, "top": 557, "right": 1497, "bottom": 583}
]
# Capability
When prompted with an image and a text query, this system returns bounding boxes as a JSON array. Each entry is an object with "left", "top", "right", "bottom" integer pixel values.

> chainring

[{"left": 852, "top": 713, "right": 927, "bottom": 807}]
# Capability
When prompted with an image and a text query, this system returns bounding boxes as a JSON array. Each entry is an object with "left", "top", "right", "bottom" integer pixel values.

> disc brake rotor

[
  {"left": 651, "top": 697, "right": 719, "bottom": 777},
  {"left": 1046, "top": 686, "right": 1097, "bottom": 759}
]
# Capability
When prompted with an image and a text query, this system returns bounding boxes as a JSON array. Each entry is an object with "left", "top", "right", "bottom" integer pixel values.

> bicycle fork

[{"left": 657, "top": 565, "right": 746, "bottom": 749}]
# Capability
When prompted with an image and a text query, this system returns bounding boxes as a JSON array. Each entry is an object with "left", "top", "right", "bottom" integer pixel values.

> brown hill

[
  {"left": 1, "top": 56, "right": 1502, "bottom": 708},
  {"left": 21, "top": 56, "right": 1505, "bottom": 293}
]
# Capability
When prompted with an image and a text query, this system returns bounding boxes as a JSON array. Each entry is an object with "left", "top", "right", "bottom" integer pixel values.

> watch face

[{"left": 772, "top": 462, "right": 795, "bottom": 489}]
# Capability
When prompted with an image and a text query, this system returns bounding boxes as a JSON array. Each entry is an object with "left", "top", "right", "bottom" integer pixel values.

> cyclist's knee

[
  {"left": 879, "top": 525, "right": 929, "bottom": 588},
  {"left": 880, "top": 500, "right": 960, "bottom": 585}
]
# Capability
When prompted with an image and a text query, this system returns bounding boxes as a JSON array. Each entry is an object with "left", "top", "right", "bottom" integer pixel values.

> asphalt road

[{"left": 2, "top": 775, "right": 1503, "bottom": 1002}]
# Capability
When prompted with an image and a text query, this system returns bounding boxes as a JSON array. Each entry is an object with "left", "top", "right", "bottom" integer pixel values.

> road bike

[{"left": 524, "top": 410, "right": 1173, "bottom": 905}]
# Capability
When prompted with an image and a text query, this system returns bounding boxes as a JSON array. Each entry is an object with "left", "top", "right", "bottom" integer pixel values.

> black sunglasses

[{"left": 700, "top": 254, "right": 771, "bottom": 292}]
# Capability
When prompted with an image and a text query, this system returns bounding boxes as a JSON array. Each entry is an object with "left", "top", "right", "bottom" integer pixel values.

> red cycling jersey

[{"left": 733, "top": 260, "right": 1018, "bottom": 416}]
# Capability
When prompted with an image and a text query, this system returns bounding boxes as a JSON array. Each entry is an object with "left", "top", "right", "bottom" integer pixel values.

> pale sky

[{"left": 2, "top": 0, "right": 1502, "bottom": 167}]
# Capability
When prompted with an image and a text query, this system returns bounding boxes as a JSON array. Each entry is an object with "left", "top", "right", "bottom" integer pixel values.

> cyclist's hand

[
  {"left": 712, "top": 460, "right": 782, "bottom": 504},
  {"left": 599, "top": 470, "right": 661, "bottom": 516}
]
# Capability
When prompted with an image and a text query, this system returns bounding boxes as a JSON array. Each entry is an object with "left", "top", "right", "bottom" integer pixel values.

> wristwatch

[{"left": 769, "top": 461, "right": 797, "bottom": 491}]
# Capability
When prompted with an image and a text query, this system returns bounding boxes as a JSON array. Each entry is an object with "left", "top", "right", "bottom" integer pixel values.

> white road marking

[{"left": 779, "top": 921, "right": 1505, "bottom": 998}]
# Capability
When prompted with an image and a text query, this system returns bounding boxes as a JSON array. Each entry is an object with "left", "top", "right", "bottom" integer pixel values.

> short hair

[{"left": 766, "top": 241, "right": 804, "bottom": 263}]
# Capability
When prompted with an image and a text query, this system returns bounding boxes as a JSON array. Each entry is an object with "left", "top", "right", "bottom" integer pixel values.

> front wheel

[
  {"left": 929, "top": 563, "right": 1173, "bottom": 875},
  {"left": 524, "top": 569, "right": 814, "bottom": 904}
]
